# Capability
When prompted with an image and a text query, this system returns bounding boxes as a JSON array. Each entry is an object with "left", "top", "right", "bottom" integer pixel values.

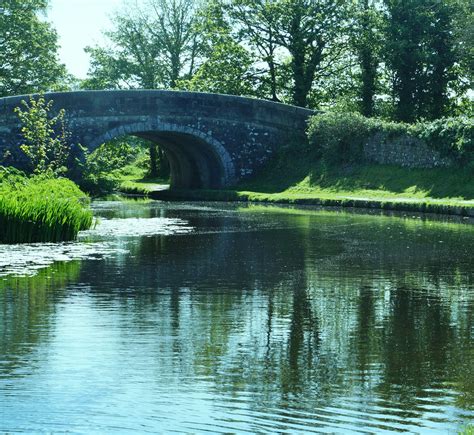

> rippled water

[{"left": 1, "top": 200, "right": 473, "bottom": 434}]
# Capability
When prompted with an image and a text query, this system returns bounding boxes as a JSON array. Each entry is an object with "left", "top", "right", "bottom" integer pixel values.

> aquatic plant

[{"left": 0, "top": 167, "right": 93, "bottom": 244}]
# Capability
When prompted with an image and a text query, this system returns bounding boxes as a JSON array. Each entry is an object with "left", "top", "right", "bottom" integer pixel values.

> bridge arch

[
  {"left": 91, "top": 121, "right": 236, "bottom": 189},
  {"left": 0, "top": 90, "right": 314, "bottom": 189}
]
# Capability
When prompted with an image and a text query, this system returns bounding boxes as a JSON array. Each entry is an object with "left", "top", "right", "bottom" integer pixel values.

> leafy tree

[
  {"left": 181, "top": 42, "right": 254, "bottom": 95},
  {"left": 0, "top": 0, "right": 66, "bottom": 97},
  {"left": 352, "top": 0, "right": 383, "bottom": 117},
  {"left": 15, "top": 94, "right": 70, "bottom": 175},
  {"left": 82, "top": 13, "right": 162, "bottom": 90},
  {"left": 228, "top": 0, "right": 283, "bottom": 101},
  {"left": 178, "top": 0, "right": 255, "bottom": 95},
  {"left": 203, "top": 0, "right": 352, "bottom": 107},
  {"left": 144, "top": 0, "right": 204, "bottom": 87},
  {"left": 456, "top": 0, "right": 473, "bottom": 84},
  {"left": 268, "top": 0, "right": 351, "bottom": 108},
  {"left": 383, "top": 0, "right": 465, "bottom": 121},
  {"left": 83, "top": 0, "right": 204, "bottom": 90}
]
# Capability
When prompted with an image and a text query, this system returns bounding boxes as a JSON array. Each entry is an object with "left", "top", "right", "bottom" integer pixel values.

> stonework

[
  {"left": 0, "top": 90, "right": 313, "bottom": 189},
  {"left": 363, "top": 132, "right": 452, "bottom": 168}
]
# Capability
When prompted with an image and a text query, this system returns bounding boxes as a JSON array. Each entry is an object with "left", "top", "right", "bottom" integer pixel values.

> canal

[{"left": 1, "top": 200, "right": 473, "bottom": 433}]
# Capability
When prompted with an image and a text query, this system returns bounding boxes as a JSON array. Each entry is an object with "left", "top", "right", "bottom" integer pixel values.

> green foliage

[
  {"left": 176, "top": 1, "right": 255, "bottom": 95},
  {"left": 307, "top": 112, "right": 474, "bottom": 166},
  {"left": 77, "top": 138, "right": 141, "bottom": 195},
  {"left": 459, "top": 425, "right": 474, "bottom": 435},
  {"left": 82, "top": 0, "right": 203, "bottom": 90},
  {"left": 412, "top": 116, "right": 474, "bottom": 165},
  {"left": 80, "top": 0, "right": 472, "bottom": 117},
  {"left": 307, "top": 112, "right": 371, "bottom": 165},
  {"left": 179, "top": 41, "right": 254, "bottom": 95},
  {"left": 271, "top": 0, "right": 352, "bottom": 108},
  {"left": 351, "top": 0, "right": 384, "bottom": 117},
  {"left": 227, "top": 0, "right": 284, "bottom": 101},
  {"left": 383, "top": 0, "right": 465, "bottom": 121},
  {"left": 14, "top": 94, "right": 70, "bottom": 175},
  {"left": 0, "top": 0, "right": 66, "bottom": 96},
  {"left": 0, "top": 167, "right": 93, "bottom": 244}
]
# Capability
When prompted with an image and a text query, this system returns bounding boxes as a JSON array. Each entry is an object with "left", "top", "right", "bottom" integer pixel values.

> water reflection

[
  {"left": 0, "top": 261, "right": 81, "bottom": 377},
  {"left": 1, "top": 201, "right": 473, "bottom": 433}
]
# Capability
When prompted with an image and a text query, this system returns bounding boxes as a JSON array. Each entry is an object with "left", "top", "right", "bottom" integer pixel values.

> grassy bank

[
  {"left": 115, "top": 161, "right": 169, "bottom": 195},
  {"left": 150, "top": 151, "right": 474, "bottom": 217},
  {"left": 0, "top": 168, "right": 93, "bottom": 244},
  {"left": 152, "top": 188, "right": 474, "bottom": 217}
]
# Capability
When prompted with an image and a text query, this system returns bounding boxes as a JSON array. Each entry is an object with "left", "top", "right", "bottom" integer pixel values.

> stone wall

[{"left": 363, "top": 132, "right": 452, "bottom": 168}]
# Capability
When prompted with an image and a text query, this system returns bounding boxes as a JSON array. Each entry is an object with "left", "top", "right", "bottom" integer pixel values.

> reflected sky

[{"left": 1, "top": 201, "right": 473, "bottom": 433}]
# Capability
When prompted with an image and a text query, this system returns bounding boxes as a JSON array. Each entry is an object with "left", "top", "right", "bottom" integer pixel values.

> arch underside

[
  {"left": 91, "top": 122, "right": 236, "bottom": 189},
  {"left": 135, "top": 131, "right": 227, "bottom": 189}
]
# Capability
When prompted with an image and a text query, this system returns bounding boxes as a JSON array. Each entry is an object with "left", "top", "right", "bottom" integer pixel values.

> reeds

[{"left": 0, "top": 169, "right": 93, "bottom": 244}]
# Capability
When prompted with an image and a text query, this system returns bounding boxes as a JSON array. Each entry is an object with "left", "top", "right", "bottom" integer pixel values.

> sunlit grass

[
  {"left": 117, "top": 162, "right": 169, "bottom": 194},
  {"left": 0, "top": 171, "right": 93, "bottom": 244},
  {"left": 239, "top": 155, "right": 474, "bottom": 203},
  {"left": 459, "top": 425, "right": 474, "bottom": 435}
]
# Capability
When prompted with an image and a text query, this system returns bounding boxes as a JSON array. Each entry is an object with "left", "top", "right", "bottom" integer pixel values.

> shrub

[
  {"left": 76, "top": 139, "right": 140, "bottom": 195},
  {"left": 307, "top": 112, "right": 372, "bottom": 165},
  {"left": 14, "top": 94, "right": 70, "bottom": 175},
  {"left": 411, "top": 116, "right": 474, "bottom": 165}
]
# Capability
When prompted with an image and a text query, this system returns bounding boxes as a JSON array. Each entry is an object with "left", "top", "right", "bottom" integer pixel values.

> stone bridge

[{"left": 0, "top": 90, "right": 313, "bottom": 188}]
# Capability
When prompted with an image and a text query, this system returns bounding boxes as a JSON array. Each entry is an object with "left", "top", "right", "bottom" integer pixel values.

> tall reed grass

[{"left": 0, "top": 168, "right": 93, "bottom": 244}]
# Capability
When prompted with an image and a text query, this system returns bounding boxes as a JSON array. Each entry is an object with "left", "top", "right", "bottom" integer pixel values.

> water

[{"left": 1, "top": 200, "right": 473, "bottom": 434}]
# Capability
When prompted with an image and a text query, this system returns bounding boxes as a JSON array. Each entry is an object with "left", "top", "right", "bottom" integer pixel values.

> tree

[
  {"left": 178, "top": 0, "right": 255, "bottom": 95},
  {"left": 0, "top": 0, "right": 66, "bottom": 97},
  {"left": 144, "top": 0, "right": 203, "bottom": 87},
  {"left": 456, "top": 0, "right": 473, "bottom": 84},
  {"left": 228, "top": 0, "right": 283, "bottom": 101},
  {"left": 83, "top": 13, "right": 163, "bottom": 90},
  {"left": 83, "top": 0, "right": 204, "bottom": 90},
  {"left": 383, "top": 0, "right": 465, "bottom": 121},
  {"left": 352, "top": 0, "right": 383, "bottom": 117},
  {"left": 15, "top": 94, "right": 70, "bottom": 175},
  {"left": 424, "top": 0, "right": 459, "bottom": 119},
  {"left": 270, "top": 0, "right": 351, "bottom": 108}
]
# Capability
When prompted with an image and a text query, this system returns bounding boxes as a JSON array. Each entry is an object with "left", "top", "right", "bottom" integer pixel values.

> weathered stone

[
  {"left": 363, "top": 132, "right": 452, "bottom": 168},
  {"left": 0, "top": 90, "right": 313, "bottom": 188}
]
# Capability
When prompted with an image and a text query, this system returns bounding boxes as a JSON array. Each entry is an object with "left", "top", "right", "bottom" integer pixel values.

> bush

[
  {"left": 411, "top": 117, "right": 474, "bottom": 165},
  {"left": 307, "top": 113, "right": 473, "bottom": 167},
  {"left": 15, "top": 94, "right": 70, "bottom": 175},
  {"left": 307, "top": 112, "right": 373, "bottom": 165},
  {"left": 76, "top": 139, "right": 140, "bottom": 195}
]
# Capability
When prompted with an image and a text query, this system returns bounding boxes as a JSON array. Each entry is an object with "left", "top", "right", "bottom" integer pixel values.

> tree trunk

[
  {"left": 360, "top": 47, "right": 377, "bottom": 117},
  {"left": 149, "top": 144, "right": 159, "bottom": 178},
  {"left": 157, "top": 147, "right": 170, "bottom": 179}
]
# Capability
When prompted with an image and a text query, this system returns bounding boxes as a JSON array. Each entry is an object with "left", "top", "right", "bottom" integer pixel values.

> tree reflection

[
  {"left": 3, "top": 202, "right": 472, "bottom": 431},
  {"left": 0, "top": 261, "right": 81, "bottom": 377}
]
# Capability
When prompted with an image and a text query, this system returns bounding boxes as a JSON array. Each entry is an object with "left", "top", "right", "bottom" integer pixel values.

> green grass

[
  {"left": 116, "top": 143, "right": 474, "bottom": 215},
  {"left": 238, "top": 149, "right": 474, "bottom": 203},
  {"left": 0, "top": 169, "right": 93, "bottom": 244},
  {"left": 116, "top": 162, "right": 169, "bottom": 195},
  {"left": 459, "top": 425, "right": 474, "bottom": 435},
  {"left": 231, "top": 149, "right": 474, "bottom": 213},
  {"left": 150, "top": 148, "right": 474, "bottom": 216}
]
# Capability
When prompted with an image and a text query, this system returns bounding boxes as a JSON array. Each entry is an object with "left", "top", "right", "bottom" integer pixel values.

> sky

[{"left": 48, "top": 0, "right": 123, "bottom": 79}]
